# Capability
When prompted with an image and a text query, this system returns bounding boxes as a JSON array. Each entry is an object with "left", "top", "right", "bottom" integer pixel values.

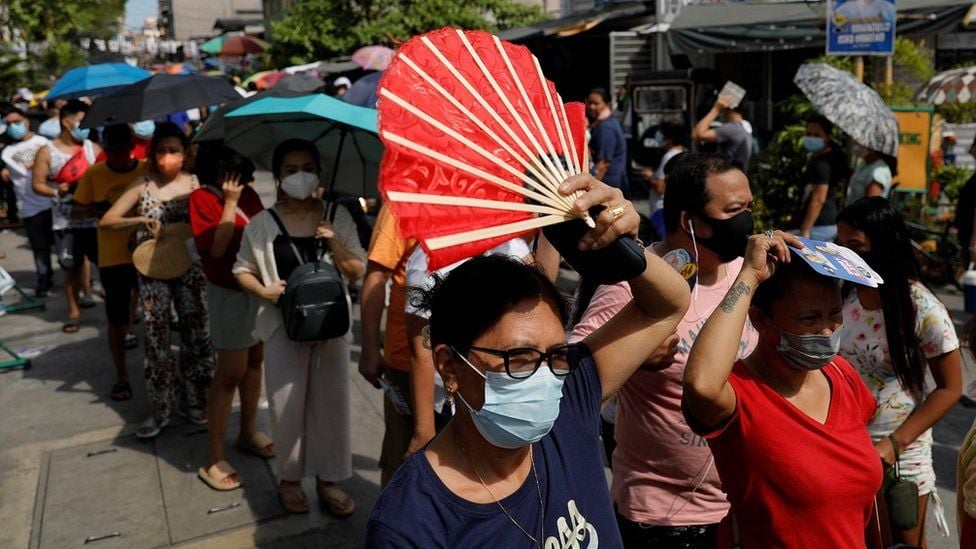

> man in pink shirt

[{"left": 573, "top": 153, "right": 758, "bottom": 547}]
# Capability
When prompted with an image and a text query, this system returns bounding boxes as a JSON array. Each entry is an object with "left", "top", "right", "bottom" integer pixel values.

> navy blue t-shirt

[
  {"left": 589, "top": 117, "right": 628, "bottom": 195},
  {"left": 366, "top": 347, "right": 621, "bottom": 548}
]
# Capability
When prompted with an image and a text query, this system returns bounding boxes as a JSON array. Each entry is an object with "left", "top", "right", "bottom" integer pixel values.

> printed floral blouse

[{"left": 839, "top": 282, "right": 958, "bottom": 440}]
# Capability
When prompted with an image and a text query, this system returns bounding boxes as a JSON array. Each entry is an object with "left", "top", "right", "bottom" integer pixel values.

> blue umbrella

[
  {"left": 48, "top": 63, "right": 152, "bottom": 100},
  {"left": 342, "top": 71, "right": 382, "bottom": 108},
  {"left": 199, "top": 93, "right": 382, "bottom": 197}
]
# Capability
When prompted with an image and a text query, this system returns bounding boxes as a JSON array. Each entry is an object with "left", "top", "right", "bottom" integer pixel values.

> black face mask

[{"left": 694, "top": 210, "right": 754, "bottom": 263}]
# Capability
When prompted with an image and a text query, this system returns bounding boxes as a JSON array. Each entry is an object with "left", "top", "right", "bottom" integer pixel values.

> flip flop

[
  {"left": 136, "top": 416, "right": 170, "bottom": 439},
  {"left": 316, "top": 481, "right": 355, "bottom": 518},
  {"left": 110, "top": 381, "right": 132, "bottom": 401},
  {"left": 198, "top": 461, "right": 242, "bottom": 491},
  {"left": 279, "top": 483, "right": 310, "bottom": 514},
  {"left": 62, "top": 320, "right": 80, "bottom": 333},
  {"left": 237, "top": 432, "right": 275, "bottom": 459}
]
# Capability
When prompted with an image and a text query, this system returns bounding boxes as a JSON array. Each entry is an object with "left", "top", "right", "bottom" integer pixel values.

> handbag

[
  {"left": 883, "top": 433, "right": 919, "bottom": 531},
  {"left": 268, "top": 206, "right": 350, "bottom": 342},
  {"left": 50, "top": 147, "right": 91, "bottom": 185}
]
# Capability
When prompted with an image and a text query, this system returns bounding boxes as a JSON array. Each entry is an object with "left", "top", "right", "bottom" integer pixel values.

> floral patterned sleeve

[{"left": 912, "top": 283, "right": 959, "bottom": 359}]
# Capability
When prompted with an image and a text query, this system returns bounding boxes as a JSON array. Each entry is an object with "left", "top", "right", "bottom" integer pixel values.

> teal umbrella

[
  {"left": 197, "top": 93, "right": 382, "bottom": 197},
  {"left": 200, "top": 35, "right": 227, "bottom": 55}
]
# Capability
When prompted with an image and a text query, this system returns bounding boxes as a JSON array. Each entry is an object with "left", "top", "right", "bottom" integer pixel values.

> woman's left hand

[
  {"left": 558, "top": 174, "right": 638, "bottom": 250},
  {"left": 315, "top": 220, "right": 335, "bottom": 240},
  {"left": 875, "top": 437, "right": 897, "bottom": 467}
]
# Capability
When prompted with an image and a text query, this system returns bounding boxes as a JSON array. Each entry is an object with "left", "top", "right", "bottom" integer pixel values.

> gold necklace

[{"left": 455, "top": 433, "right": 545, "bottom": 547}]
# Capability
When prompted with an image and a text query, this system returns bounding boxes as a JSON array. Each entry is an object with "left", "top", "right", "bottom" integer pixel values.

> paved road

[{"left": 0, "top": 179, "right": 972, "bottom": 547}]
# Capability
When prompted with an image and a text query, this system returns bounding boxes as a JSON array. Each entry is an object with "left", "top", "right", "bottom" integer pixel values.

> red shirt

[
  {"left": 692, "top": 358, "right": 882, "bottom": 548},
  {"left": 132, "top": 139, "right": 150, "bottom": 161},
  {"left": 189, "top": 184, "right": 264, "bottom": 290}
]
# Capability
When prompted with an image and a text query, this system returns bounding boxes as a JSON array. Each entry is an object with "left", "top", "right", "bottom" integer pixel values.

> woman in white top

[
  {"left": 847, "top": 145, "right": 894, "bottom": 203},
  {"left": 837, "top": 197, "right": 962, "bottom": 545},
  {"left": 233, "top": 139, "right": 365, "bottom": 516}
]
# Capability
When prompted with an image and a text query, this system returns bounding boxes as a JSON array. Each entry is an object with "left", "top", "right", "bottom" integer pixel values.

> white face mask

[{"left": 280, "top": 171, "right": 319, "bottom": 200}]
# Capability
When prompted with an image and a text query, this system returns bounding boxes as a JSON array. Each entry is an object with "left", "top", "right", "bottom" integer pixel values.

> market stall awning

[
  {"left": 497, "top": 1, "right": 651, "bottom": 42},
  {"left": 669, "top": 0, "right": 974, "bottom": 54}
]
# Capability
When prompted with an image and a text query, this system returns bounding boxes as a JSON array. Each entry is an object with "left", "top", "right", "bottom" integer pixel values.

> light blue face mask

[
  {"left": 452, "top": 348, "right": 566, "bottom": 449},
  {"left": 802, "top": 136, "right": 825, "bottom": 152},
  {"left": 70, "top": 125, "right": 90, "bottom": 141},
  {"left": 38, "top": 118, "right": 60, "bottom": 139},
  {"left": 132, "top": 120, "right": 155, "bottom": 139},
  {"left": 6, "top": 122, "right": 27, "bottom": 140},
  {"left": 654, "top": 131, "right": 665, "bottom": 146}
]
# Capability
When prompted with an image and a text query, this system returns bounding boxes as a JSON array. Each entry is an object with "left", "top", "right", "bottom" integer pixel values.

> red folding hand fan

[{"left": 377, "top": 27, "right": 591, "bottom": 270}]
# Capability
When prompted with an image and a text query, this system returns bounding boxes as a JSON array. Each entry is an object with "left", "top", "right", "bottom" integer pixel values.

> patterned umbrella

[
  {"left": 201, "top": 34, "right": 269, "bottom": 57},
  {"left": 794, "top": 63, "right": 899, "bottom": 156},
  {"left": 915, "top": 67, "right": 976, "bottom": 105},
  {"left": 352, "top": 46, "right": 394, "bottom": 71}
]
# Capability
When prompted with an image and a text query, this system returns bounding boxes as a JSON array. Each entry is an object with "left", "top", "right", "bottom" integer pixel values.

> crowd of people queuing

[{"left": 2, "top": 79, "right": 976, "bottom": 549}]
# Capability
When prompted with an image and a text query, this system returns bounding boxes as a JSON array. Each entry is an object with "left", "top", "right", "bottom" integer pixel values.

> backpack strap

[{"left": 268, "top": 208, "right": 309, "bottom": 266}]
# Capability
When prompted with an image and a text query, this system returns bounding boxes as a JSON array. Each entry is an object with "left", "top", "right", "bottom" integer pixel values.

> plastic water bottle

[{"left": 964, "top": 263, "right": 976, "bottom": 314}]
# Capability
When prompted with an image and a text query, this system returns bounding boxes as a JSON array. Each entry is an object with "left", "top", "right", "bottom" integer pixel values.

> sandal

[
  {"left": 78, "top": 295, "right": 96, "bottom": 309},
  {"left": 123, "top": 331, "right": 138, "bottom": 350},
  {"left": 136, "top": 416, "right": 170, "bottom": 439},
  {"left": 62, "top": 320, "right": 79, "bottom": 333},
  {"left": 110, "top": 381, "right": 132, "bottom": 401},
  {"left": 178, "top": 406, "right": 208, "bottom": 425},
  {"left": 316, "top": 480, "right": 355, "bottom": 518},
  {"left": 198, "top": 460, "right": 242, "bottom": 491},
  {"left": 279, "top": 482, "right": 310, "bottom": 514},
  {"left": 237, "top": 432, "right": 275, "bottom": 459}
]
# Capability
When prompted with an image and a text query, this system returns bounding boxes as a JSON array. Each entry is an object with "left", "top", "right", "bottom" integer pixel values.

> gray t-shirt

[{"left": 714, "top": 120, "right": 752, "bottom": 170}]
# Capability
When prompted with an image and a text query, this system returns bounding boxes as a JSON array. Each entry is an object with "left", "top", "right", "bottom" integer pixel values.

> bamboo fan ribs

[{"left": 377, "top": 27, "right": 591, "bottom": 270}]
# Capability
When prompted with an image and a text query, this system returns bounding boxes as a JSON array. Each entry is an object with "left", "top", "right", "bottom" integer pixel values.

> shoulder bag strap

[{"left": 268, "top": 208, "right": 307, "bottom": 266}]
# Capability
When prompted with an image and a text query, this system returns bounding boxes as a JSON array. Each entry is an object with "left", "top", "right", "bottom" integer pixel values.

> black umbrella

[
  {"left": 274, "top": 73, "right": 326, "bottom": 93},
  {"left": 342, "top": 71, "right": 382, "bottom": 108},
  {"left": 82, "top": 73, "right": 243, "bottom": 128}
]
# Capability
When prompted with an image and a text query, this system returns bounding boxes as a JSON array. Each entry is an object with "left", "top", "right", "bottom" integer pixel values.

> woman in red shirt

[
  {"left": 189, "top": 145, "right": 271, "bottom": 490},
  {"left": 683, "top": 233, "right": 883, "bottom": 547}
]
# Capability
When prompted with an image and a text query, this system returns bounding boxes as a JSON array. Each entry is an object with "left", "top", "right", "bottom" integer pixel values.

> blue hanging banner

[{"left": 826, "top": 0, "right": 896, "bottom": 56}]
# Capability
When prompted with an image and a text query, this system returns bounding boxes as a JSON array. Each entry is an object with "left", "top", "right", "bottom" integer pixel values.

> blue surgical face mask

[
  {"left": 768, "top": 319, "right": 841, "bottom": 370},
  {"left": 39, "top": 118, "right": 60, "bottom": 139},
  {"left": 452, "top": 348, "right": 565, "bottom": 449},
  {"left": 6, "top": 122, "right": 27, "bottom": 140},
  {"left": 132, "top": 120, "right": 155, "bottom": 139},
  {"left": 802, "top": 136, "right": 825, "bottom": 152},
  {"left": 654, "top": 131, "right": 665, "bottom": 146},
  {"left": 70, "top": 124, "right": 90, "bottom": 141}
]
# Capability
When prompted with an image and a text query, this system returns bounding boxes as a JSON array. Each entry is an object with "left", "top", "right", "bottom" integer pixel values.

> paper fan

[{"left": 378, "top": 28, "right": 592, "bottom": 270}]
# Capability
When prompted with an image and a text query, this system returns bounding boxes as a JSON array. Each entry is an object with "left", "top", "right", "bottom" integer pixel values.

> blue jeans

[
  {"left": 809, "top": 224, "right": 837, "bottom": 243},
  {"left": 22, "top": 209, "right": 54, "bottom": 292}
]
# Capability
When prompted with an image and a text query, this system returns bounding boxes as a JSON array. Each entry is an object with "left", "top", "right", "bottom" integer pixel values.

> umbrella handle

[{"left": 327, "top": 127, "right": 347, "bottom": 207}]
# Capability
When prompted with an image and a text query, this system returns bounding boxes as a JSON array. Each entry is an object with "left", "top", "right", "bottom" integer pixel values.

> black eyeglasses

[{"left": 456, "top": 343, "right": 582, "bottom": 380}]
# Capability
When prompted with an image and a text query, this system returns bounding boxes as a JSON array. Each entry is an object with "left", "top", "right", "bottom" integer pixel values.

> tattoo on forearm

[{"left": 720, "top": 281, "right": 752, "bottom": 313}]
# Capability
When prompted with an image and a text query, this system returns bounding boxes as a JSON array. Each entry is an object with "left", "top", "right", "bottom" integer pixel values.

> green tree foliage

[
  {"left": 1, "top": 0, "right": 125, "bottom": 86},
  {"left": 268, "top": 0, "right": 547, "bottom": 66}
]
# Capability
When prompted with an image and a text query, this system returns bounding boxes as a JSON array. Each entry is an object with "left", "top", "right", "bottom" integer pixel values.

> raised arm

[
  {"left": 683, "top": 232, "right": 795, "bottom": 427},
  {"left": 557, "top": 174, "right": 691, "bottom": 402}
]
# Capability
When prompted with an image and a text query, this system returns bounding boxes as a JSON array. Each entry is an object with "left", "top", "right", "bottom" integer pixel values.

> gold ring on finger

[{"left": 608, "top": 204, "right": 627, "bottom": 222}]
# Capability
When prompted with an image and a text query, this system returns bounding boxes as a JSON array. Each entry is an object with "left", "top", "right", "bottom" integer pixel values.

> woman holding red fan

[{"left": 366, "top": 175, "right": 690, "bottom": 547}]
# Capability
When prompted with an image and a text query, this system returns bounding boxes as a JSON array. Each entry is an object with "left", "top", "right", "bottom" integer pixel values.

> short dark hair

[
  {"left": 60, "top": 99, "right": 89, "bottom": 118},
  {"left": 587, "top": 87, "right": 611, "bottom": 104},
  {"left": 194, "top": 142, "right": 256, "bottom": 185},
  {"left": 807, "top": 114, "right": 833, "bottom": 136},
  {"left": 413, "top": 255, "right": 569, "bottom": 351},
  {"left": 662, "top": 152, "right": 741, "bottom": 233},
  {"left": 659, "top": 120, "right": 687, "bottom": 146},
  {"left": 147, "top": 122, "right": 189, "bottom": 172},
  {"left": 752, "top": 258, "right": 838, "bottom": 316},
  {"left": 102, "top": 124, "right": 133, "bottom": 152},
  {"left": 1, "top": 102, "right": 26, "bottom": 119},
  {"left": 272, "top": 138, "right": 321, "bottom": 180}
]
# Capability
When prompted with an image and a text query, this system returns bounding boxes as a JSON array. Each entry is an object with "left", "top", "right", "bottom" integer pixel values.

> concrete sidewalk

[{"left": 0, "top": 181, "right": 973, "bottom": 547}]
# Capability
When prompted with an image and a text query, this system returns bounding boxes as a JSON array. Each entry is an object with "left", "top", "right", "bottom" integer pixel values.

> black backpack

[{"left": 268, "top": 206, "right": 350, "bottom": 342}]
